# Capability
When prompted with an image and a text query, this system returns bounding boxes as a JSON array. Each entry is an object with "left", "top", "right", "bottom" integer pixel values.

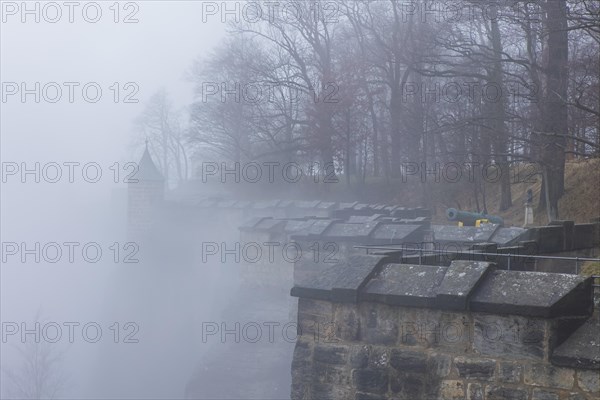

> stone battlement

[{"left": 290, "top": 257, "right": 599, "bottom": 400}]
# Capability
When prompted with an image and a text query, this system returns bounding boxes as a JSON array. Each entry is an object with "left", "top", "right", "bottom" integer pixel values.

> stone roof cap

[{"left": 291, "top": 258, "right": 594, "bottom": 319}]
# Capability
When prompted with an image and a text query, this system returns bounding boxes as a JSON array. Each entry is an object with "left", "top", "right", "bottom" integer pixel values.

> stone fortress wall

[
  {"left": 290, "top": 256, "right": 599, "bottom": 400},
  {"left": 129, "top": 187, "right": 599, "bottom": 399},
  {"left": 179, "top": 199, "right": 598, "bottom": 400}
]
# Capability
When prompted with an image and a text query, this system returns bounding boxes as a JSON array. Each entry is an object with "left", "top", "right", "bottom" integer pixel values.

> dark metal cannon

[{"left": 446, "top": 208, "right": 504, "bottom": 226}]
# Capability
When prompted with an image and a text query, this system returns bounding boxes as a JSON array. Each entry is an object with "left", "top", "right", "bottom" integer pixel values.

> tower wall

[{"left": 127, "top": 180, "right": 164, "bottom": 239}]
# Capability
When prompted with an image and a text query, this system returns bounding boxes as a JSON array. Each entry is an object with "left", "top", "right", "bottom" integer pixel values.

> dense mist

[{"left": 1, "top": 1, "right": 599, "bottom": 399}]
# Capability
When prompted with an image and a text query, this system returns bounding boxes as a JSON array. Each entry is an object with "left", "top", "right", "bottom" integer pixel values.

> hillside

[
  {"left": 475, "top": 159, "right": 600, "bottom": 227},
  {"left": 380, "top": 159, "right": 600, "bottom": 227}
]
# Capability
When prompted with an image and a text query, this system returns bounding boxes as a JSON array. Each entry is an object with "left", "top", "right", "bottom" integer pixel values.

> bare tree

[
  {"left": 182, "top": 0, "right": 598, "bottom": 210},
  {"left": 1, "top": 315, "right": 68, "bottom": 399},
  {"left": 135, "top": 89, "right": 190, "bottom": 186}
]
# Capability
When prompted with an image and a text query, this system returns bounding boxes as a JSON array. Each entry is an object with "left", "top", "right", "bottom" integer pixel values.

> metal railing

[{"left": 353, "top": 244, "right": 600, "bottom": 287}]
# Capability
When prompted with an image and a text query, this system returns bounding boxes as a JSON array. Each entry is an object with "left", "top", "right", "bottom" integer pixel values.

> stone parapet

[{"left": 290, "top": 257, "right": 598, "bottom": 400}]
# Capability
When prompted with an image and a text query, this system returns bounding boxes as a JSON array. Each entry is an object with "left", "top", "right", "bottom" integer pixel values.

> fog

[
  {"left": 1, "top": 3, "right": 232, "bottom": 398},
  {"left": 2, "top": 1, "right": 599, "bottom": 399}
]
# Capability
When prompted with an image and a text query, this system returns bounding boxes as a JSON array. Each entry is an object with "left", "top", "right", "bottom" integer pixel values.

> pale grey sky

[
  {"left": 1, "top": 1, "right": 229, "bottom": 237},
  {"left": 1, "top": 4, "right": 229, "bottom": 397},
  {"left": 1, "top": 1, "right": 227, "bottom": 164}
]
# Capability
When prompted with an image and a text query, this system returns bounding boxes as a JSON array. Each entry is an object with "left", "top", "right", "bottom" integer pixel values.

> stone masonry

[{"left": 290, "top": 258, "right": 599, "bottom": 400}]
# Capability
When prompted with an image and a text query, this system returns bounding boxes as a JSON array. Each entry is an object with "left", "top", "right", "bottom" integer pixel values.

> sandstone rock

[
  {"left": 531, "top": 388, "right": 560, "bottom": 400},
  {"left": 577, "top": 369, "right": 600, "bottom": 393},
  {"left": 352, "top": 368, "right": 389, "bottom": 395},
  {"left": 454, "top": 356, "right": 496, "bottom": 381},
  {"left": 389, "top": 349, "right": 428, "bottom": 373},
  {"left": 485, "top": 385, "right": 528, "bottom": 400},
  {"left": 439, "top": 380, "right": 464, "bottom": 400},
  {"left": 473, "top": 314, "right": 546, "bottom": 360},
  {"left": 467, "top": 383, "right": 484, "bottom": 400},
  {"left": 524, "top": 363, "right": 575, "bottom": 390},
  {"left": 313, "top": 344, "right": 348, "bottom": 365},
  {"left": 498, "top": 362, "right": 523, "bottom": 383}
]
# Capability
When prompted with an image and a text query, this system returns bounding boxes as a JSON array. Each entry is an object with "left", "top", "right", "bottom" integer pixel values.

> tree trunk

[
  {"left": 367, "top": 92, "right": 380, "bottom": 177},
  {"left": 540, "top": 0, "right": 569, "bottom": 221},
  {"left": 489, "top": 3, "right": 513, "bottom": 211},
  {"left": 390, "top": 86, "right": 402, "bottom": 178}
]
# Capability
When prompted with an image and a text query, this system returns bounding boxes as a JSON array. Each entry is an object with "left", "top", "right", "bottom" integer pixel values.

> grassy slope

[
  {"left": 480, "top": 159, "right": 600, "bottom": 227},
  {"left": 365, "top": 159, "right": 600, "bottom": 227}
]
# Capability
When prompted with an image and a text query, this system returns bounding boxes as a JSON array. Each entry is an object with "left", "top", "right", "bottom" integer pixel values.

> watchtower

[{"left": 127, "top": 142, "right": 165, "bottom": 238}]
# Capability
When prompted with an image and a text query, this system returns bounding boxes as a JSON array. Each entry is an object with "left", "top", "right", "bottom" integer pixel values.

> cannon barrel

[{"left": 446, "top": 208, "right": 504, "bottom": 226}]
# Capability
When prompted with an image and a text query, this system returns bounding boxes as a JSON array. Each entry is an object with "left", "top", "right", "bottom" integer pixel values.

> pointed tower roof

[{"left": 137, "top": 141, "right": 164, "bottom": 182}]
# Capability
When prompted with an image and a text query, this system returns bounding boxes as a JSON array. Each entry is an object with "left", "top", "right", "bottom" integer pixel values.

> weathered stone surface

[
  {"left": 292, "top": 255, "right": 385, "bottom": 303},
  {"left": 291, "top": 340, "right": 312, "bottom": 371},
  {"left": 313, "top": 344, "right": 348, "bottom": 365},
  {"left": 498, "top": 362, "right": 523, "bottom": 383},
  {"left": 253, "top": 217, "right": 287, "bottom": 232},
  {"left": 389, "top": 349, "right": 428, "bottom": 373},
  {"left": 435, "top": 261, "right": 495, "bottom": 310},
  {"left": 471, "top": 242, "right": 499, "bottom": 254},
  {"left": 291, "top": 347, "right": 312, "bottom": 399},
  {"left": 473, "top": 314, "right": 546, "bottom": 360},
  {"left": 306, "top": 219, "right": 336, "bottom": 236},
  {"left": 354, "top": 392, "right": 387, "bottom": 400},
  {"left": 291, "top": 257, "right": 598, "bottom": 400},
  {"left": 573, "top": 223, "right": 600, "bottom": 249},
  {"left": 347, "top": 215, "right": 381, "bottom": 223},
  {"left": 490, "top": 226, "right": 528, "bottom": 245},
  {"left": 296, "top": 260, "right": 593, "bottom": 322},
  {"left": 433, "top": 224, "right": 498, "bottom": 243},
  {"left": 439, "top": 380, "right": 465, "bottom": 400},
  {"left": 334, "top": 304, "right": 361, "bottom": 341},
  {"left": 467, "top": 383, "right": 484, "bottom": 400},
  {"left": 369, "top": 223, "right": 424, "bottom": 243},
  {"left": 430, "top": 353, "right": 452, "bottom": 378},
  {"left": 397, "top": 310, "right": 471, "bottom": 352},
  {"left": 295, "top": 257, "right": 593, "bottom": 321},
  {"left": 531, "top": 388, "right": 560, "bottom": 400},
  {"left": 362, "top": 264, "right": 446, "bottom": 307},
  {"left": 324, "top": 221, "right": 379, "bottom": 239},
  {"left": 552, "top": 314, "right": 600, "bottom": 370},
  {"left": 289, "top": 220, "right": 334, "bottom": 240},
  {"left": 298, "top": 297, "right": 334, "bottom": 316},
  {"left": 309, "top": 382, "right": 342, "bottom": 399},
  {"left": 313, "top": 362, "right": 350, "bottom": 387},
  {"left": 454, "top": 356, "right": 496, "bottom": 381},
  {"left": 349, "top": 345, "right": 370, "bottom": 369},
  {"left": 421, "top": 311, "right": 473, "bottom": 353},
  {"left": 283, "top": 219, "right": 315, "bottom": 235},
  {"left": 360, "top": 304, "right": 399, "bottom": 345},
  {"left": 577, "top": 369, "right": 600, "bottom": 393},
  {"left": 297, "top": 298, "right": 334, "bottom": 340},
  {"left": 390, "top": 371, "right": 426, "bottom": 398},
  {"left": 485, "top": 385, "right": 528, "bottom": 400},
  {"left": 534, "top": 225, "right": 566, "bottom": 252},
  {"left": 470, "top": 270, "right": 593, "bottom": 318},
  {"left": 367, "top": 347, "right": 390, "bottom": 369},
  {"left": 524, "top": 364, "right": 575, "bottom": 390},
  {"left": 352, "top": 368, "right": 389, "bottom": 394}
]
